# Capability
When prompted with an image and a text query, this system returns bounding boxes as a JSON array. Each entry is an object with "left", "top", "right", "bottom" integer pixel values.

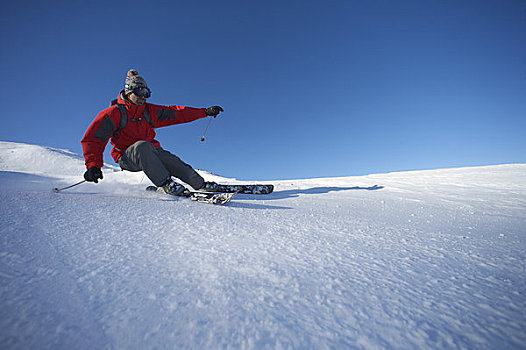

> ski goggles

[{"left": 131, "top": 87, "right": 151, "bottom": 98}]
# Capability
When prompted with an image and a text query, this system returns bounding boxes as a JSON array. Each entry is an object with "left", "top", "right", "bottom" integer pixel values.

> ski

[
  {"left": 205, "top": 183, "right": 274, "bottom": 195},
  {"left": 146, "top": 186, "right": 234, "bottom": 205}
]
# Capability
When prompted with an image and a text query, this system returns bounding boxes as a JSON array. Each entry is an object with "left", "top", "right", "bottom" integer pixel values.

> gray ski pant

[{"left": 118, "top": 141, "right": 205, "bottom": 189}]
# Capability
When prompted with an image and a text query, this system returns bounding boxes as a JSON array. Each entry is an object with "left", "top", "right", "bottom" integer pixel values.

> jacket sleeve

[
  {"left": 81, "top": 108, "right": 119, "bottom": 169},
  {"left": 148, "top": 104, "right": 207, "bottom": 128}
]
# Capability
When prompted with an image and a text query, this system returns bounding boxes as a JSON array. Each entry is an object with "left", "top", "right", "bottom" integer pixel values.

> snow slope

[{"left": 1, "top": 141, "right": 525, "bottom": 349}]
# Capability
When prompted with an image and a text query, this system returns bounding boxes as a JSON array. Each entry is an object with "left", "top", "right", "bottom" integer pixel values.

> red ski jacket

[{"left": 81, "top": 91, "right": 207, "bottom": 169}]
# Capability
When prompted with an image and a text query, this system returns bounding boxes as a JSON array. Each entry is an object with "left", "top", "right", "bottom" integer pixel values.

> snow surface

[{"left": 1, "top": 140, "right": 525, "bottom": 349}]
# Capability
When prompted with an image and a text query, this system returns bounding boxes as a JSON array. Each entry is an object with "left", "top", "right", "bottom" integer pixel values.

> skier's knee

[{"left": 134, "top": 141, "right": 155, "bottom": 154}]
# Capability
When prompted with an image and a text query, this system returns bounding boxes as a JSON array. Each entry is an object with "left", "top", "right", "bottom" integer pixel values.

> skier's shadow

[{"left": 236, "top": 185, "right": 384, "bottom": 202}]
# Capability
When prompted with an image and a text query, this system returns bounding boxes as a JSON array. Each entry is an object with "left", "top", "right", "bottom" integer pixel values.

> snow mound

[
  {"left": 0, "top": 141, "right": 92, "bottom": 177},
  {"left": 1, "top": 140, "right": 525, "bottom": 349}
]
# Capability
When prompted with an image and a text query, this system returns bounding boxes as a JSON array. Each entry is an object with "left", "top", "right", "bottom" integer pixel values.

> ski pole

[
  {"left": 53, "top": 180, "right": 86, "bottom": 192},
  {"left": 200, "top": 117, "right": 214, "bottom": 142}
]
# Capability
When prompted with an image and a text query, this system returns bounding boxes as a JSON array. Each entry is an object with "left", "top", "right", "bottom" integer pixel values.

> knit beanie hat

[{"left": 124, "top": 69, "right": 148, "bottom": 95}]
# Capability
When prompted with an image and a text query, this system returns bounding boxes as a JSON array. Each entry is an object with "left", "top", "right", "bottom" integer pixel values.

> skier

[{"left": 81, "top": 69, "right": 223, "bottom": 195}]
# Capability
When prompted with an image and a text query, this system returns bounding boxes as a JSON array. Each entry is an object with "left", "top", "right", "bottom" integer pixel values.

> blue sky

[{"left": 1, "top": 0, "right": 525, "bottom": 180}]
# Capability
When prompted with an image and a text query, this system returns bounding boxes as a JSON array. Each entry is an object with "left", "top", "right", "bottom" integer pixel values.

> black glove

[
  {"left": 84, "top": 167, "right": 103, "bottom": 183},
  {"left": 206, "top": 105, "right": 224, "bottom": 117}
]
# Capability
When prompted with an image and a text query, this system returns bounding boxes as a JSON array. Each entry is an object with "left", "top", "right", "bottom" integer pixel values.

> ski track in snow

[{"left": 1, "top": 141, "right": 525, "bottom": 349}]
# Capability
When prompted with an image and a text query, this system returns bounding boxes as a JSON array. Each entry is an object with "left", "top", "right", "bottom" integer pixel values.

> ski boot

[{"left": 160, "top": 179, "right": 186, "bottom": 196}]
